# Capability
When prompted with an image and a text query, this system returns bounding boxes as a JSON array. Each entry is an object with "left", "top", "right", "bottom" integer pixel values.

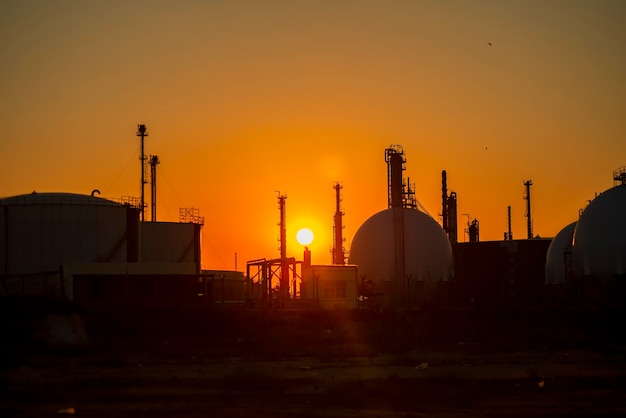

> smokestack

[
  {"left": 507, "top": 206, "right": 513, "bottom": 240},
  {"left": 524, "top": 180, "right": 533, "bottom": 239},
  {"left": 277, "top": 193, "right": 289, "bottom": 300},
  {"left": 332, "top": 182, "right": 345, "bottom": 265},
  {"left": 136, "top": 124, "right": 148, "bottom": 222},
  {"left": 447, "top": 191, "right": 458, "bottom": 244},
  {"left": 442, "top": 170, "right": 448, "bottom": 234},
  {"left": 149, "top": 155, "right": 160, "bottom": 222}
]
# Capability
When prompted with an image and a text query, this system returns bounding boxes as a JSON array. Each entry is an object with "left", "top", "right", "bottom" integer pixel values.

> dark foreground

[{"left": 1, "top": 300, "right": 626, "bottom": 417}]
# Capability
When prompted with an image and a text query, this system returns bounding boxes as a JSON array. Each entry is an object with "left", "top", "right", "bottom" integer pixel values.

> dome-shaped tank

[
  {"left": 0, "top": 192, "right": 139, "bottom": 275},
  {"left": 545, "top": 221, "right": 576, "bottom": 285},
  {"left": 572, "top": 185, "right": 626, "bottom": 283},
  {"left": 349, "top": 207, "right": 453, "bottom": 307}
]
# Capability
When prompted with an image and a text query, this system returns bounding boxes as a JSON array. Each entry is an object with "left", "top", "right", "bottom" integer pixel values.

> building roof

[{"left": 0, "top": 192, "right": 122, "bottom": 207}]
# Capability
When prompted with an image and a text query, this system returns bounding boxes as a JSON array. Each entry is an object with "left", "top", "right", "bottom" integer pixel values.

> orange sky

[{"left": 1, "top": 0, "right": 625, "bottom": 270}]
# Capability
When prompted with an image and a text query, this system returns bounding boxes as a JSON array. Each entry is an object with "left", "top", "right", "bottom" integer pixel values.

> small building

[
  {"left": 199, "top": 269, "right": 245, "bottom": 306},
  {"left": 301, "top": 264, "right": 358, "bottom": 310},
  {"left": 452, "top": 239, "right": 552, "bottom": 311}
]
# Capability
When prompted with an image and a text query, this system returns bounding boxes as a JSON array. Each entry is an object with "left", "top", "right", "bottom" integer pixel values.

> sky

[{"left": 1, "top": 0, "right": 625, "bottom": 270}]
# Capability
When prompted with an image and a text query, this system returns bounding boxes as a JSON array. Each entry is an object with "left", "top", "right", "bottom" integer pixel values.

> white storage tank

[
  {"left": 572, "top": 185, "right": 626, "bottom": 283},
  {"left": 0, "top": 192, "right": 139, "bottom": 275},
  {"left": 545, "top": 221, "right": 576, "bottom": 285},
  {"left": 348, "top": 207, "right": 454, "bottom": 307}
]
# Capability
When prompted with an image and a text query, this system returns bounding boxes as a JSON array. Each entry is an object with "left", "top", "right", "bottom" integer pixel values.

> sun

[{"left": 296, "top": 228, "right": 314, "bottom": 246}]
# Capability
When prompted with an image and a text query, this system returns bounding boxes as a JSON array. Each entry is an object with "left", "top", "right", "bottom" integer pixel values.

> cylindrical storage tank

[
  {"left": 0, "top": 192, "right": 138, "bottom": 275},
  {"left": 348, "top": 207, "right": 454, "bottom": 309},
  {"left": 545, "top": 221, "right": 576, "bottom": 285},
  {"left": 572, "top": 185, "right": 626, "bottom": 284}
]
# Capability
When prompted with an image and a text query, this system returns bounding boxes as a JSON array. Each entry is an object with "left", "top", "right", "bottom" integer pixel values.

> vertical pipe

[
  {"left": 448, "top": 192, "right": 458, "bottom": 244},
  {"left": 150, "top": 155, "right": 159, "bottom": 222},
  {"left": 136, "top": 125, "right": 148, "bottom": 222},
  {"left": 524, "top": 180, "right": 533, "bottom": 239},
  {"left": 278, "top": 194, "right": 288, "bottom": 301},
  {"left": 333, "top": 183, "right": 345, "bottom": 265},
  {"left": 386, "top": 147, "right": 405, "bottom": 305},
  {"left": 507, "top": 206, "right": 512, "bottom": 240},
  {"left": 442, "top": 170, "right": 448, "bottom": 234},
  {"left": 388, "top": 152, "right": 404, "bottom": 208}
]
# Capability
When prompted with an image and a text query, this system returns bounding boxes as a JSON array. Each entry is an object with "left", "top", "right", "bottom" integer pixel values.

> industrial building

[
  {"left": 0, "top": 191, "right": 208, "bottom": 305},
  {"left": 0, "top": 125, "right": 244, "bottom": 307}
]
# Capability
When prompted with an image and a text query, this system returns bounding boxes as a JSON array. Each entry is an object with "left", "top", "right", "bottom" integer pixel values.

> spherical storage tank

[
  {"left": 544, "top": 221, "right": 576, "bottom": 285},
  {"left": 0, "top": 192, "right": 138, "bottom": 275},
  {"left": 348, "top": 208, "right": 454, "bottom": 292},
  {"left": 572, "top": 184, "right": 626, "bottom": 283}
]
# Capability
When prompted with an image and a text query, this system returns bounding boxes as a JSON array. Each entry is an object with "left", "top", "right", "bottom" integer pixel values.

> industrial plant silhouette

[{"left": 1, "top": 124, "right": 625, "bottom": 311}]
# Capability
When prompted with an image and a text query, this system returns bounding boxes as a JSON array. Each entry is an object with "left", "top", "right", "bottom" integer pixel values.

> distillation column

[{"left": 385, "top": 146, "right": 406, "bottom": 305}]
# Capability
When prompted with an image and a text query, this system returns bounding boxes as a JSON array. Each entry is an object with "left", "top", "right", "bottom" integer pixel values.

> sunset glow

[
  {"left": 296, "top": 228, "right": 314, "bottom": 247},
  {"left": 1, "top": 1, "right": 624, "bottom": 270}
]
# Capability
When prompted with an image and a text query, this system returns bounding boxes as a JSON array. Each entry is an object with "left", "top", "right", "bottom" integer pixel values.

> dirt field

[{"left": 2, "top": 300, "right": 626, "bottom": 417}]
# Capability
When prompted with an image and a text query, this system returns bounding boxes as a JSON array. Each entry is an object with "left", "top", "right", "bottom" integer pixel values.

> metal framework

[
  {"left": 179, "top": 207, "right": 205, "bottom": 226},
  {"left": 245, "top": 257, "right": 302, "bottom": 307},
  {"left": 613, "top": 166, "right": 626, "bottom": 186},
  {"left": 441, "top": 170, "right": 458, "bottom": 244},
  {"left": 385, "top": 145, "right": 417, "bottom": 209}
]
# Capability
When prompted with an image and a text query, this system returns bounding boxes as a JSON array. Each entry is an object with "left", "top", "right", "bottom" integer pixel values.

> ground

[{"left": 1, "top": 300, "right": 626, "bottom": 417}]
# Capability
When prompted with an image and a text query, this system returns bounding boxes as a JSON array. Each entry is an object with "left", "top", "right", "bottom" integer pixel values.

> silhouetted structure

[
  {"left": 441, "top": 170, "right": 458, "bottom": 244},
  {"left": 245, "top": 257, "right": 302, "bottom": 308},
  {"left": 469, "top": 219, "right": 480, "bottom": 243},
  {"left": 0, "top": 192, "right": 205, "bottom": 303},
  {"left": 504, "top": 205, "right": 513, "bottom": 240},
  {"left": 149, "top": 155, "right": 159, "bottom": 222},
  {"left": 277, "top": 193, "right": 290, "bottom": 302},
  {"left": 614, "top": 166, "right": 626, "bottom": 186},
  {"left": 332, "top": 183, "right": 345, "bottom": 265},
  {"left": 385, "top": 146, "right": 406, "bottom": 305},
  {"left": 136, "top": 124, "right": 148, "bottom": 222},
  {"left": 453, "top": 239, "right": 551, "bottom": 311},
  {"left": 524, "top": 180, "right": 533, "bottom": 239}
]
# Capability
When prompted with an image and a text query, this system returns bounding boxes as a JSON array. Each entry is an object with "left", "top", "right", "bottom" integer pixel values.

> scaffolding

[
  {"left": 245, "top": 257, "right": 302, "bottom": 308},
  {"left": 179, "top": 207, "right": 204, "bottom": 226}
]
